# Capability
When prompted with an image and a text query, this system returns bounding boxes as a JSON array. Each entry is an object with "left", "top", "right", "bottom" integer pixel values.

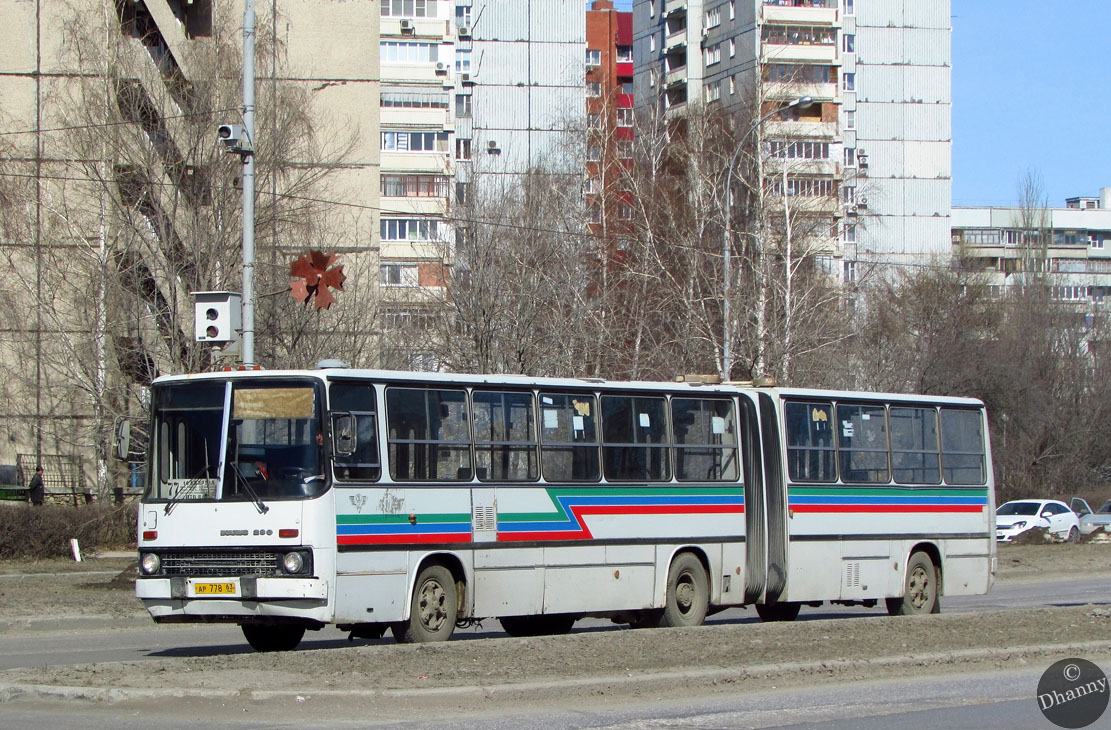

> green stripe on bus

[
  {"left": 337, "top": 513, "right": 471, "bottom": 525},
  {"left": 788, "top": 486, "right": 988, "bottom": 496}
]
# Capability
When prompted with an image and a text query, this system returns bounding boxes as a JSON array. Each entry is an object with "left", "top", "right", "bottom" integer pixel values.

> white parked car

[{"left": 995, "top": 499, "right": 1080, "bottom": 543}]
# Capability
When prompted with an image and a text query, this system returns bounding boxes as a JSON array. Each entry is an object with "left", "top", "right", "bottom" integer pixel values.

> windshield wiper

[
  {"left": 164, "top": 467, "right": 215, "bottom": 516},
  {"left": 230, "top": 464, "right": 269, "bottom": 514}
]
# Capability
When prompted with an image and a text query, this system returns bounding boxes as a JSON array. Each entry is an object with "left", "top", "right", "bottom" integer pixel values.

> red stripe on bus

[
  {"left": 337, "top": 533, "right": 472, "bottom": 545},
  {"left": 790, "top": 504, "right": 983, "bottom": 513}
]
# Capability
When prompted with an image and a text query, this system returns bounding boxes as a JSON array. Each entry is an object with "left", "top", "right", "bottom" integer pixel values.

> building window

[
  {"left": 704, "top": 44, "right": 721, "bottom": 66},
  {"left": 705, "top": 80, "right": 721, "bottom": 103},
  {"left": 455, "top": 182, "right": 469, "bottom": 204},
  {"left": 587, "top": 145, "right": 601, "bottom": 162},
  {"left": 618, "top": 139, "right": 633, "bottom": 159},
  {"left": 586, "top": 49, "right": 601, "bottom": 66},
  {"left": 843, "top": 72, "right": 855, "bottom": 91},
  {"left": 381, "top": 174, "right": 451, "bottom": 198},
  {"left": 617, "top": 107, "right": 633, "bottom": 126},
  {"left": 842, "top": 185, "right": 856, "bottom": 205},
  {"left": 617, "top": 45, "right": 634, "bottom": 62},
  {"left": 381, "top": 219, "right": 440, "bottom": 242},
  {"left": 729, "top": 0, "right": 735, "bottom": 20},
  {"left": 762, "top": 25, "right": 836, "bottom": 46},
  {"left": 842, "top": 223, "right": 856, "bottom": 243},
  {"left": 767, "top": 140, "right": 831, "bottom": 160},
  {"left": 456, "top": 49, "right": 471, "bottom": 73},
  {"left": 588, "top": 113, "right": 603, "bottom": 130},
  {"left": 705, "top": 6, "right": 720, "bottom": 28},
  {"left": 845, "top": 110, "right": 855, "bottom": 129},
  {"left": 1090, "top": 235, "right": 1105, "bottom": 249},
  {"left": 765, "top": 63, "right": 832, "bottom": 84},
  {"left": 729, "top": 75, "right": 736, "bottom": 94},
  {"left": 583, "top": 176, "right": 598, "bottom": 194},
  {"left": 843, "top": 260, "right": 857, "bottom": 283},
  {"left": 381, "top": 131, "right": 449, "bottom": 152},
  {"left": 381, "top": 0, "right": 432, "bottom": 17},
  {"left": 844, "top": 147, "right": 855, "bottom": 167},
  {"left": 381, "top": 89, "right": 449, "bottom": 108},
  {"left": 455, "top": 94, "right": 472, "bottom": 118},
  {"left": 650, "top": 34, "right": 656, "bottom": 53},
  {"left": 843, "top": 33, "right": 855, "bottom": 53},
  {"left": 730, "top": 38, "right": 736, "bottom": 58},
  {"left": 456, "top": 138, "right": 472, "bottom": 160},
  {"left": 380, "top": 41, "right": 439, "bottom": 64},
  {"left": 455, "top": 4, "right": 471, "bottom": 26},
  {"left": 587, "top": 81, "right": 601, "bottom": 97},
  {"left": 617, "top": 203, "right": 634, "bottom": 220},
  {"left": 380, "top": 263, "right": 420, "bottom": 287},
  {"left": 620, "top": 81, "right": 634, "bottom": 94},
  {"left": 587, "top": 204, "right": 601, "bottom": 224},
  {"left": 845, "top": 0, "right": 854, "bottom": 15}
]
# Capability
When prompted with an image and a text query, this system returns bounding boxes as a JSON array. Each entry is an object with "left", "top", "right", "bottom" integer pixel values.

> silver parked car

[{"left": 1070, "top": 498, "right": 1111, "bottom": 535}]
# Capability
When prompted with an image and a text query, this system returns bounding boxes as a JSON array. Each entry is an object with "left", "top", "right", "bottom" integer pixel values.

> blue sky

[
  {"left": 952, "top": 2, "right": 1111, "bottom": 207},
  {"left": 603, "top": 0, "right": 1110, "bottom": 208}
]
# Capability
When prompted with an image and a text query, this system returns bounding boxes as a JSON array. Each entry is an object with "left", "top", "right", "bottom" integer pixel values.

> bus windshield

[{"left": 147, "top": 379, "right": 327, "bottom": 503}]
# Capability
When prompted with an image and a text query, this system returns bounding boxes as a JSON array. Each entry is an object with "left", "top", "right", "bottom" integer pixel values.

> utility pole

[{"left": 240, "top": 0, "right": 257, "bottom": 366}]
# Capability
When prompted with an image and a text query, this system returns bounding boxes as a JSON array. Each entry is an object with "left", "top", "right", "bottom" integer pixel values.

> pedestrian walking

[{"left": 28, "top": 465, "right": 44, "bottom": 506}]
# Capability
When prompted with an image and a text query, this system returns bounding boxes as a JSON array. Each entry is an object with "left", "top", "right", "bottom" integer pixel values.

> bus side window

[
  {"left": 539, "top": 393, "right": 600, "bottom": 482},
  {"left": 889, "top": 407, "right": 940, "bottom": 484},
  {"left": 601, "top": 395, "right": 671, "bottom": 481},
  {"left": 836, "top": 404, "right": 889, "bottom": 484},
  {"left": 329, "top": 383, "right": 381, "bottom": 482},
  {"left": 472, "top": 390, "right": 538, "bottom": 482},
  {"left": 672, "top": 398, "right": 739, "bottom": 481},
  {"left": 386, "top": 387, "right": 472, "bottom": 482},
  {"left": 940, "top": 408, "right": 986, "bottom": 485},
  {"left": 785, "top": 401, "right": 835, "bottom": 482}
]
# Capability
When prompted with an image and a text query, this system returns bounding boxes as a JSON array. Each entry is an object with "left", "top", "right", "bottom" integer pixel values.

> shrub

[{"left": 0, "top": 502, "right": 137, "bottom": 559}]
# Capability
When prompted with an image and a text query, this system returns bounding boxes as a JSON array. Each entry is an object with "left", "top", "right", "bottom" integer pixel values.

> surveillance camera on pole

[{"left": 217, "top": 124, "right": 251, "bottom": 155}]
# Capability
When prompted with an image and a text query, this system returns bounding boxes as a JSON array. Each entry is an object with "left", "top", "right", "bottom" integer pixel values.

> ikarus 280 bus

[{"left": 131, "top": 365, "right": 996, "bottom": 651}]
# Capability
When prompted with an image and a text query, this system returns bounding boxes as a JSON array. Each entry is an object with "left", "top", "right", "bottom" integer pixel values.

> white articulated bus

[{"left": 132, "top": 365, "right": 996, "bottom": 651}]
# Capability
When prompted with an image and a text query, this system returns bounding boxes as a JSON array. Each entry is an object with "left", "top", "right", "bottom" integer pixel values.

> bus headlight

[
  {"left": 140, "top": 552, "right": 161, "bottom": 575},
  {"left": 281, "top": 551, "right": 305, "bottom": 574}
]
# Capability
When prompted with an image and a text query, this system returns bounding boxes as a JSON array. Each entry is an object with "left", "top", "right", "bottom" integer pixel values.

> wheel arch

[
  {"left": 407, "top": 551, "right": 469, "bottom": 619},
  {"left": 907, "top": 541, "right": 943, "bottom": 595},
  {"left": 661, "top": 545, "right": 713, "bottom": 602}
]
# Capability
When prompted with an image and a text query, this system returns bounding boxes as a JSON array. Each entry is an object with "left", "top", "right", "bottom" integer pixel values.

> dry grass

[{"left": 0, "top": 502, "right": 137, "bottom": 559}]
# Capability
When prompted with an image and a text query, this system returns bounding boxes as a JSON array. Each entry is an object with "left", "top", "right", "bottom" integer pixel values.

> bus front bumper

[{"left": 136, "top": 576, "right": 328, "bottom": 601}]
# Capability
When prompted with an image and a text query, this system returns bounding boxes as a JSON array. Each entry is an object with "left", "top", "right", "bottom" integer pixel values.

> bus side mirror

[
  {"left": 115, "top": 419, "right": 130, "bottom": 461},
  {"left": 333, "top": 414, "right": 357, "bottom": 456}
]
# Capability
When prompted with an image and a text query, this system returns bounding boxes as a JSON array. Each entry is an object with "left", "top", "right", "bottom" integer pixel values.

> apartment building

[
  {"left": 585, "top": 0, "right": 635, "bottom": 244},
  {"left": 378, "top": 0, "right": 457, "bottom": 369},
  {"left": 953, "top": 189, "right": 1111, "bottom": 308},
  {"left": 0, "top": 0, "right": 378, "bottom": 489},
  {"left": 461, "top": 0, "right": 586, "bottom": 190},
  {"left": 634, "top": 0, "right": 953, "bottom": 278}
]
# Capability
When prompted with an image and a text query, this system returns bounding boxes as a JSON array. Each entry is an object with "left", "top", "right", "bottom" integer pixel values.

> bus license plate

[{"left": 193, "top": 581, "right": 237, "bottom": 596}]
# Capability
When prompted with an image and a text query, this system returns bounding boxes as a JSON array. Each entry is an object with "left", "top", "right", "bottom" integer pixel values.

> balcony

[
  {"left": 762, "top": 43, "right": 838, "bottom": 65},
  {"left": 762, "top": 2, "right": 839, "bottom": 27},
  {"left": 765, "top": 80, "right": 838, "bottom": 103}
]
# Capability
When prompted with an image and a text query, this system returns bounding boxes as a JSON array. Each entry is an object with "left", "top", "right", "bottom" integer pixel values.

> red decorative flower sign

[{"left": 289, "top": 250, "right": 346, "bottom": 310}]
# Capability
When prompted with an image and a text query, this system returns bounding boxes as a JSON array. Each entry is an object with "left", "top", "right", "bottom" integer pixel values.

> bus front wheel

[
  {"left": 662, "top": 553, "right": 708, "bottom": 628},
  {"left": 886, "top": 551, "right": 939, "bottom": 616},
  {"left": 241, "top": 623, "right": 305, "bottom": 652},
  {"left": 392, "top": 564, "right": 458, "bottom": 643}
]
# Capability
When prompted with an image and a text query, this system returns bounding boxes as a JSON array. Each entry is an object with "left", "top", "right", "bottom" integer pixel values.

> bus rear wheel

[
  {"left": 755, "top": 601, "right": 801, "bottom": 622},
  {"left": 392, "top": 564, "right": 458, "bottom": 643},
  {"left": 241, "top": 623, "right": 305, "bottom": 652},
  {"left": 662, "top": 553, "right": 708, "bottom": 628},
  {"left": 886, "top": 551, "right": 939, "bottom": 616},
  {"left": 499, "top": 614, "right": 576, "bottom": 637}
]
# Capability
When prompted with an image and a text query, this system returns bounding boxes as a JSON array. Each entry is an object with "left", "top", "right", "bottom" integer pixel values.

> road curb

[
  {"left": 0, "top": 615, "right": 149, "bottom": 634},
  {"left": 3, "top": 639, "right": 1110, "bottom": 705}
]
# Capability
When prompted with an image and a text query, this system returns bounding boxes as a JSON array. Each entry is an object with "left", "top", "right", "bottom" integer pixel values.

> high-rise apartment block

[{"left": 633, "top": 0, "right": 953, "bottom": 274}]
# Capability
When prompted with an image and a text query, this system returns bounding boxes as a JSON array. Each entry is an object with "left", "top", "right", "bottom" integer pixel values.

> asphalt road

[
  {"left": 2, "top": 574, "right": 1109, "bottom": 672},
  {"left": 0, "top": 667, "right": 1085, "bottom": 730}
]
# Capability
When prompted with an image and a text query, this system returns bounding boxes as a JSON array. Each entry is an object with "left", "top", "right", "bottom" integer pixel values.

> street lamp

[{"left": 721, "top": 95, "right": 811, "bottom": 380}]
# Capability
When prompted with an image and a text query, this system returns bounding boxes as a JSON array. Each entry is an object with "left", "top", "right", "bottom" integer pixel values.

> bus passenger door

[{"left": 740, "top": 395, "right": 767, "bottom": 604}]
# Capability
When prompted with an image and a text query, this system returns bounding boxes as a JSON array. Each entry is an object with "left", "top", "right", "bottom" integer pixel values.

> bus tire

[
  {"left": 755, "top": 601, "right": 801, "bottom": 622},
  {"left": 499, "top": 614, "right": 576, "bottom": 637},
  {"left": 887, "top": 551, "right": 939, "bottom": 616},
  {"left": 661, "top": 553, "right": 708, "bottom": 628},
  {"left": 392, "top": 564, "right": 458, "bottom": 643},
  {"left": 241, "top": 623, "right": 305, "bottom": 652}
]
